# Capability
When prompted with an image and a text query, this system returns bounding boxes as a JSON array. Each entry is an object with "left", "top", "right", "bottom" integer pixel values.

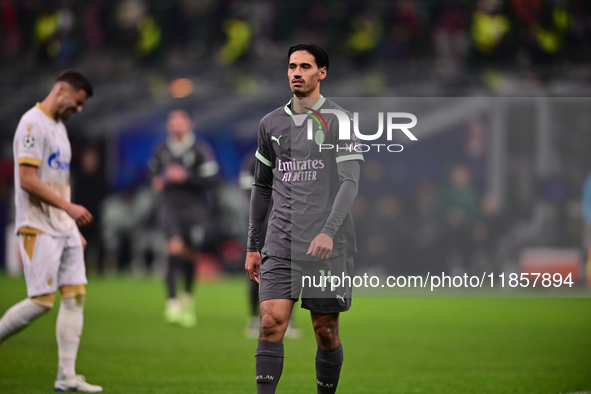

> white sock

[
  {"left": 57, "top": 358, "right": 76, "bottom": 380},
  {"left": 56, "top": 296, "right": 84, "bottom": 379},
  {"left": 0, "top": 298, "right": 48, "bottom": 344}
]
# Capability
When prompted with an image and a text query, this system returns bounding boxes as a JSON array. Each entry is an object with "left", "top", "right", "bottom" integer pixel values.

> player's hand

[
  {"left": 165, "top": 163, "right": 188, "bottom": 184},
  {"left": 78, "top": 231, "right": 87, "bottom": 251},
  {"left": 245, "top": 251, "right": 261, "bottom": 284},
  {"left": 152, "top": 176, "right": 165, "bottom": 192},
  {"left": 65, "top": 203, "right": 93, "bottom": 227},
  {"left": 307, "top": 233, "right": 333, "bottom": 260}
]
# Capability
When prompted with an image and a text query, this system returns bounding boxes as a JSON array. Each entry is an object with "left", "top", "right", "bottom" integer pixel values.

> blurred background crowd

[{"left": 1, "top": 0, "right": 591, "bottom": 281}]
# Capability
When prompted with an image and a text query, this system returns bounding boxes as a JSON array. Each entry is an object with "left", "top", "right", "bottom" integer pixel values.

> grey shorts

[{"left": 259, "top": 253, "right": 354, "bottom": 314}]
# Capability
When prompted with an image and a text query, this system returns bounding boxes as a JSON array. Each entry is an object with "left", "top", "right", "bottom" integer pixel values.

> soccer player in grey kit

[{"left": 245, "top": 44, "right": 363, "bottom": 393}]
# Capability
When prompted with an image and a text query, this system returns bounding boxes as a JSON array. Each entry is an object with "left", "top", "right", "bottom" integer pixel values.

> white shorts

[{"left": 18, "top": 230, "right": 87, "bottom": 298}]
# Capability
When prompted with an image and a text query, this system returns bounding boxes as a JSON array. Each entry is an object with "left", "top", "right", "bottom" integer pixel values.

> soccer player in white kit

[{"left": 0, "top": 70, "right": 102, "bottom": 392}]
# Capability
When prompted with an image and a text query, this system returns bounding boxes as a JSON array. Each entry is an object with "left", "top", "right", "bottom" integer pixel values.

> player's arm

[
  {"left": 182, "top": 161, "right": 222, "bottom": 195},
  {"left": 307, "top": 160, "right": 360, "bottom": 259},
  {"left": 148, "top": 151, "right": 166, "bottom": 192},
  {"left": 165, "top": 142, "right": 221, "bottom": 189},
  {"left": 19, "top": 165, "right": 92, "bottom": 226},
  {"left": 245, "top": 158, "right": 273, "bottom": 283}
]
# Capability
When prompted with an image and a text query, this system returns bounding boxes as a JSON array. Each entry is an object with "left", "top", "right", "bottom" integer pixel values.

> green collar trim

[{"left": 283, "top": 96, "right": 325, "bottom": 126}]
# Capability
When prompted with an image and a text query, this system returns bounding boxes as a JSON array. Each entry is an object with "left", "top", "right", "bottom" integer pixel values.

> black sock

[
  {"left": 166, "top": 255, "right": 183, "bottom": 298},
  {"left": 316, "top": 345, "right": 343, "bottom": 393},
  {"left": 255, "top": 340, "right": 284, "bottom": 394},
  {"left": 181, "top": 258, "right": 194, "bottom": 294}
]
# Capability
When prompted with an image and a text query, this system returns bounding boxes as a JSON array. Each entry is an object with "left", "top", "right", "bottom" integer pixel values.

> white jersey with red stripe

[{"left": 13, "top": 103, "right": 77, "bottom": 236}]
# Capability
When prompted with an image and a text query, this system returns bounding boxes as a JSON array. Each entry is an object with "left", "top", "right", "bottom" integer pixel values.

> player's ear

[
  {"left": 55, "top": 82, "right": 69, "bottom": 96},
  {"left": 318, "top": 67, "right": 327, "bottom": 80}
]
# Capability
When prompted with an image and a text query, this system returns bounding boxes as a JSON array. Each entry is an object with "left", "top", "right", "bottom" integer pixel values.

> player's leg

[
  {"left": 0, "top": 293, "right": 54, "bottom": 343},
  {"left": 311, "top": 312, "right": 343, "bottom": 394},
  {"left": 301, "top": 254, "right": 353, "bottom": 394},
  {"left": 54, "top": 231, "right": 101, "bottom": 392},
  {"left": 259, "top": 298, "right": 294, "bottom": 341},
  {"left": 178, "top": 240, "right": 196, "bottom": 327},
  {"left": 257, "top": 299, "right": 294, "bottom": 394},
  {"left": 0, "top": 232, "right": 57, "bottom": 343},
  {"left": 164, "top": 236, "right": 185, "bottom": 323},
  {"left": 56, "top": 284, "right": 86, "bottom": 381},
  {"left": 256, "top": 254, "right": 299, "bottom": 393}
]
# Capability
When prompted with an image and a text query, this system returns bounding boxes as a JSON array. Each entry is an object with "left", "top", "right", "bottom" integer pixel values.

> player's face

[
  {"left": 56, "top": 83, "right": 88, "bottom": 120},
  {"left": 166, "top": 111, "right": 193, "bottom": 139},
  {"left": 288, "top": 51, "right": 326, "bottom": 97}
]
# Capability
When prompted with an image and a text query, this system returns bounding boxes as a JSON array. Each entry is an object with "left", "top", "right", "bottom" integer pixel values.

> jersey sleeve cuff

[
  {"left": 336, "top": 154, "right": 364, "bottom": 163},
  {"left": 18, "top": 157, "right": 41, "bottom": 167},
  {"left": 321, "top": 228, "right": 336, "bottom": 239},
  {"left": 255, "top": 151, "right": 272, "bottom": 167}
]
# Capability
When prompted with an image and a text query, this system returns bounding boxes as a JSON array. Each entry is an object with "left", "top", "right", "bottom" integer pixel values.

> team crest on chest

[{"left": 315, "top": 129, "right": 324, "bottom": 145}]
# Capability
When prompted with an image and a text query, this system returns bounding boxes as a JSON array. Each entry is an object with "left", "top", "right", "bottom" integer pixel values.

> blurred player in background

[
  {"left": 245, "top": 44, "right": 362, "bottom": 394},
  {"left": 582, "top": 170, "right": 591, "bottom": 286},
  {"left": 0, "top": 70, "right": 102, "bottom": 392},
  {"left": 149, "top": 109, "right": 220, "bottom": 327}
]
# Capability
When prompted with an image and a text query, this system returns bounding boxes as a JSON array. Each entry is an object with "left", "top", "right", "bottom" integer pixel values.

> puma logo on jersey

[
  {"left": 271, "top": 135, "right": 282, "bottom": 145},
  {"left": 336, "top": 293, "right": 346, "bottom": 303}
]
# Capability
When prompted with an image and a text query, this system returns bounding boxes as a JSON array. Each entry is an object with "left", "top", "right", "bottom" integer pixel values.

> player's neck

[
  {"left": 292, "top": 94, "right": 322, "bottom": 114},
  {"left": 39, "top": 95, "right": 60, "bottom": 122}
]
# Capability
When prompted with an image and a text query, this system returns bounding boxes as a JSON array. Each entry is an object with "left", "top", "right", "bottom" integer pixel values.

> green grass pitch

[{"left": 0, "top": 274, "right": 590, "bottom": 393}]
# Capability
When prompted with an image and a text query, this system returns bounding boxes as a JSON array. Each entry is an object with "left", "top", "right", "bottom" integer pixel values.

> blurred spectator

[
  {"left": 409, "top": 179, "right": 444, "bottom": 273},
  {"left": 509, "top": 0, "right": 543, "bottom": 26},
  {"left": 101, "top": 185, "right": 162, "bottom": 274},
  {"left": 525, "top": 1, "right": 572, "bottom": 79},
  {"left": 72, "top": 146, "right": 108, "bottom": 274},
  {"left": 81, "top": 2, "right": 105, "bottom": 51},
  {"left": 433, "top": 1, "right": 469, "bottom": 71},
  {"left": 371, "top": 192, "right": 409, "bottom": 275},
  {"left": 116, "top": 0, "right": 161, "bottom": 62},
  {"left": 571, "top": 0, "right": 591, "bottom": 63},
  {"left": 470, "top": 0, "right": 513, "bottom": 68},
  {"left": 345, "top": 7, "right": 383, "bottom": 68},
  {"left": 33, "top": 2, "right": 77, "bottom": 66},
  {"left": 217, "top": 17, "right": 252, "bottom": 65},
  {"left": 472, "top": 193, "right": 508, "bottom": 274},
  {"left": 0, "top": 0, "right": 590, "bottom": 74},
  {"left": 0, "top": 156, "right": 13, "bottom": 270},
  {"left": 438, "top": 164, "right": 479, "bottom": 273},
  {"left": 584, "top": 171, "right": 591, "bottom": 285},
  {"left": 383, "top": 0, "right": 422, "bottom": 60},
  {"left": 0, "top": 0, "right": 22, "bottom": 61},
  {"left": 581, "top": 171, "right": 591, "bottom": 254},
  {"left": 170, "top": 0, "right": 220, "bottom": 60}
]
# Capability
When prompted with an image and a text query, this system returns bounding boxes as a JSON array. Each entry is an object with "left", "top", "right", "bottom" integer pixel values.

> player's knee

[
  {"left": 259, "top": 313, "right": 286, "bottom": 338},
  {"left": 314, "top": 322, "right": 339, "bottom": 344},
  {"left": 60, "top": 285, "right": 86, "bottom": 308},
  {"left": 30, "top": 293, "right": 56, "bottom": 310}
]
